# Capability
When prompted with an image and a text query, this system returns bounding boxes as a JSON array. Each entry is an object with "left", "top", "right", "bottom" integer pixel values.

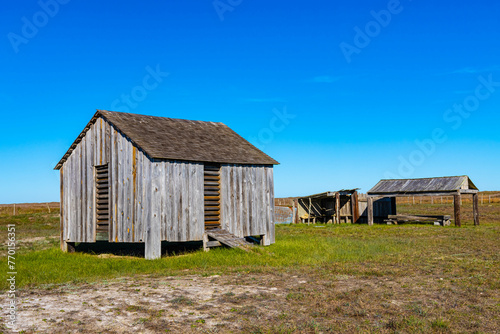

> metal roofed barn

[
  {"left": 367, "top": 176, "right": 479, "bottom": 226},
  {"left": 54, "top": 110, "right": 279, "bottom": 259}
]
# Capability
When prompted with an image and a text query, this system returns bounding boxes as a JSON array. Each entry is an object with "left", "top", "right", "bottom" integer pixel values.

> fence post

[{"left": 13, "top": 204, "right": 16, "bottom": 216}]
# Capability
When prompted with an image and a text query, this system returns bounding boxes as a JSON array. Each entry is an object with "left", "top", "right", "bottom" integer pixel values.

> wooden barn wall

[
  {"left": 156, "top": 160, "right": 205, "bottom": 242},
  {"left": 61, "top": 117, "right": 111, "bottom": 243},
  {"left": 109, "top": 130, "right": 205, "bottom": 243},
  {"left": 220, "top": 165, "right": 275, "bottom": 243},
  {"left": 109, "top": 126, "right": 148, "bottom": 243}
]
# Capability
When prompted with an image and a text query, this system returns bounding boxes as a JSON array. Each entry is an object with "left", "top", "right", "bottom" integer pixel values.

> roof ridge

[{"left": 97, "top": 109, "right": 225, "bottom": 125}]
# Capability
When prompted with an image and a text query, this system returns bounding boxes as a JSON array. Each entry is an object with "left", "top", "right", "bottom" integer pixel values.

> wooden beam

[
  {"left": 368, "top": 191, "right": 459, "bottom": 198},
  {"left": 60, "top": 168, "right": 65, "bottom": 252},
  {"left": 459, "top": 189, "right": 479, "bottom": 194},
  {"left": 367, "top": 196, "right": 374, "bottom": 226},
  {"left": 335, "top": 192, "right": 340, "bottom": 224},
  {"left": 352, "top": 191, "right": 360, "bottom": 223},
  {"left": 454, "top": 194, "right": 461, "bottom": 227},
  {"left": 308, "top": 198, "right": 312, "bottom": 225},
  {"left": 473, "top": 193, "right": 480, "bottom": 226}
]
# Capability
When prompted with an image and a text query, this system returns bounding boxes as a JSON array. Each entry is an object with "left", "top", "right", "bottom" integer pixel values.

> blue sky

[{"left": 1, "top": 0, "right": 499, "bottom": 203}]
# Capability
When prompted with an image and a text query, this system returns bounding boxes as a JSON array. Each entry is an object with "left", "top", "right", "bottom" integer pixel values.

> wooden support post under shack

[
  {"left": 308, "top": 198, "right": 312, "bottom": 225},
  {"left": 473, "top": 193, "right": 480, "bottom": 226},
  {"left": 335, "top": 192, "right": 340, "bottom": 224},
  {"left": 454, "top": 194, "right": 461, "bottom": 227},
  {"left": 367, "top": 196, "right": 374, "bottom": 226},
  {"left": 352, "top": 191, "right": 360, "bottom": 223},
  {"left": 294, "top": 199, "right": 300, "bottom": 223}
]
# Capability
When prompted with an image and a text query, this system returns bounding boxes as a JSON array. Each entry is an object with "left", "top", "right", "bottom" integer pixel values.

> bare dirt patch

[{"left": 6, "top": 271, "right": 500, "bottom": 333}]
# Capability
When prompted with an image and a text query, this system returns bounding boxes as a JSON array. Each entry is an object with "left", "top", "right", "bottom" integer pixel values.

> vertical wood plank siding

[
  {"left": 220, "top": 165, "right": 275, "bottom": 242},
  {"left": 61, "top": 117, "right": 272, "bottom": 248},
  {"left": 61, "top": 117, "right": 110, "bottom": 243}
]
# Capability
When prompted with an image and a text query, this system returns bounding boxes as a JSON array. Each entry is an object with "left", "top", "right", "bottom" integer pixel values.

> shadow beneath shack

[{"left": 75, "top": 241, "right": 205, "bottom": 258}]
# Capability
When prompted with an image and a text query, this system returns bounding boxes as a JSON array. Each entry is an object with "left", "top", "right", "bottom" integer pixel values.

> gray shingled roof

[
  {"left": 368, "top": 176, "right": 478, "bottom": 195},
  {"left": 55, "top": 110, "right": 278, "bottom": 169}
]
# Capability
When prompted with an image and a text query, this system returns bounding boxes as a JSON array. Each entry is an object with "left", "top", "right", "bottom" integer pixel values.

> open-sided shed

[
  {"left": 367, "top": 176, "right": 479, "bottom": 226},
  {"left": 297, "top": 190, "right": 360, "bottom": 224},
  {"left": 54, "top": 110, "right": 279, "bottom": 259}
]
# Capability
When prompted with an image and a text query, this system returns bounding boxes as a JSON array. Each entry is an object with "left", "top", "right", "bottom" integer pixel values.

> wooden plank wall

[
  {"left": 109, "top": 131, "right": 205, "bottom": 244},
  {"left": 62, "top": 117, "right": 111, "bottom": 243},
  {"left": 160, "top": 160, "right": 204, "bottom": 242},
  {"left": 220, "top": 165, "right": 275, "bottom": 244}
]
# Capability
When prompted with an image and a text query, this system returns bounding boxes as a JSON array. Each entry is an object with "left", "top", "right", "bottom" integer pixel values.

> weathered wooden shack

[
  {"left": 296, "top": 190, "right": 361, "bottom": 224},
  {"left": 367, "top": 176, "right": 479, "bottom": 226},
  {"left": 55, "top": 110, "right": 279, "bottom": 259}
]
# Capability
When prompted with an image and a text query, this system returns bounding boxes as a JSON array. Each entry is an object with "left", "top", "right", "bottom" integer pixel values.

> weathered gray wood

[
  {"left": 146, "top": 161, "right": 162, "bottom": 260},
  {"left": 388, "top": 214, "right": 450, "bottom": 220},
  {"left": 249, "top": 167, "right": 257, "bottom": 235},
  {"left": 160, "top": 160, "right": 167, "bottom": 240},
  {"left": 112, "top": 127, "right": 119, "bottom": 242},
  {"left": 473, "top": 193, "right": 479, "bottom": 226},
  {"left": 185, "top": 162, "right": 191, "bottom": 239},
  {"left": 197, "top": 163, "right": 205, "bottom": 238},
  {"left": 206, "top": 228, "right": 253, "bottom": 251},
  {"left": 124, "top": 136, "right": 132, "bottom": 242},
  {"left": 60, "top": 114, "right": 277, "bottom": 249},
  {"left": 142, "top": 153, "right": 151, "bottom": 242},
  {"left": 267, "top": 167, "right": 275, "bottom": 244},
  {"left": 60, "top": 167, "right": 65, "bottom": 251},
  {"left": 454, "top": 194, "right": 461, "bottom": 227},
  {"left": 81, "top": 134, "right": 88, "bottom": 242},
  {"left": 335, "top": 192, "right": 340, "bottom": 224},
  {"left": 367, "top": 196, "right": 374, "bottom": 226},
  {"left": 241, "top": 166, "right": 249, "bottom": 236},
  {"left": 180, "top": 162, "right": 188, "bottom": 241},
  {"left": 220, "top": 165, "right": 229, "bottom": 231},
  {"left": 86, "top": 128, "right": 94, "bottom": 242},
  {"left": 64, "top": 160, "right": 69, "bottom": 242},
  {"left": 109, "top": 127, "right": 115, "bottom": 242},
  {"left": 237, "top": 166, "right": 243, "bottom": 237},
  {"left": 71, "top": 145, "right": 77, "bottom": 242},
  {"left": 165, "top": 160, "right": 173, "bottom": 241}
]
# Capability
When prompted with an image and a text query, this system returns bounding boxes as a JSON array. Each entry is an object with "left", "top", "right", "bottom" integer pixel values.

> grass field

[{"left": 0, "top": 202, "right": 499, "bottom": 333}]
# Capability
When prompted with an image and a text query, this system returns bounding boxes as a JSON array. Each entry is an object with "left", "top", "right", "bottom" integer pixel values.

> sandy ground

[
  {"left": 3, "top": 271, "right": 500, "bottom": 333},
  {"left": 4, "top": 273, "right": 292, "bottom": 333}
]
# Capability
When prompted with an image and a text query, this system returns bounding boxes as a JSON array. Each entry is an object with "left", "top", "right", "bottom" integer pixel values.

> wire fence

[
  {"left": 395, "top": 193, "right": 500, "bottom": 205},
  {"left": 0, "top": 203, "right": 60, "bottom": 216}
]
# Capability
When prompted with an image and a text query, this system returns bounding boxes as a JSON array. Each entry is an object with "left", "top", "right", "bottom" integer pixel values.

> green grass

[
  {"left": 1, "top": 219, "right": 499, "bottom": 291},
  {"left": 1, "top": 204, "right": 499, "bottom": 333}
]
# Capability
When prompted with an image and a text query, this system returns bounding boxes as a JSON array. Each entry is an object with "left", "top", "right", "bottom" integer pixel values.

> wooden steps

[{"left": 204, "top": 229, "right": 253, "bottom": 252}]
